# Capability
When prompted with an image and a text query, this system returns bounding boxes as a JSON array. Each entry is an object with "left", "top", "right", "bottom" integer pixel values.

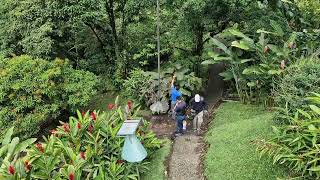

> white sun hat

[{"left": 195, "top": 94, "right": 201, "bottom": 102}]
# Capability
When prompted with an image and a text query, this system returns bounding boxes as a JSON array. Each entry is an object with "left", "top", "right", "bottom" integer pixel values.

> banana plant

[
  {"left": 202, "top": 21, "right": 298, "bottom": 103},
  {"left": 202, "top": 28, "right": 257, "bottom": 102}
]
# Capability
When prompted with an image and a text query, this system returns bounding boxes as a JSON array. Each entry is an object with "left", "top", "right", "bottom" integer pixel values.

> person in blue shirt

[{"left": 170, "top": 74, "right": 182, "bottom": 119}]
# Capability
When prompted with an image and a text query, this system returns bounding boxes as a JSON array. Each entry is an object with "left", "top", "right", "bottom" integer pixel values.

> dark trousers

[{"left": 175, "top": 115, "right": 185, "bottom": 133}]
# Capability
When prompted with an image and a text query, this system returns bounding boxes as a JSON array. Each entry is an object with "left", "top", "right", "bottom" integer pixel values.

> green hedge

[{"left": 0, "top": 55, "right": 98, "bottom": 138}]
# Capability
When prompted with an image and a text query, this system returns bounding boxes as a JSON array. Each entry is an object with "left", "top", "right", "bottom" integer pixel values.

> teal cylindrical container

[{"left": 122, "top": 135, "right": 147, "bottom": 162}]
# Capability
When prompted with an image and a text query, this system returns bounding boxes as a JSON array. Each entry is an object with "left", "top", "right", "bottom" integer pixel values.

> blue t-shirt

[{"left": 170, "top": 87, "right": 182, "bottom": 103}]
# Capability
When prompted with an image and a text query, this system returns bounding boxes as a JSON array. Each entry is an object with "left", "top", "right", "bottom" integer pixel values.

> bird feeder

[{"left": 117, "top": 118, "right": 147, "bottom": 162}]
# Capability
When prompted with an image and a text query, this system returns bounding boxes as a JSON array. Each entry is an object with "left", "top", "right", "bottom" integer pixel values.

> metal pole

[{"left": 156, "top": 0, "right": 161, "bottom": 101}]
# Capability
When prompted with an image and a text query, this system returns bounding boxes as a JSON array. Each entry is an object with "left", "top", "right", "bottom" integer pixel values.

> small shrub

[
  {"left": 273, "top": 58, "right": 320, "bottom": 113},
  {"left": 0, "top": 55, "right": 98, "bottom": 139},
  {"left": 0, "top": 99, "right": 162, "bottom": 179}
]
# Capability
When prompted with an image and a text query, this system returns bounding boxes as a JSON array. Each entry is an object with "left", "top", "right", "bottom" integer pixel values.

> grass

[
  {"left": 141, "top": 139, "right": 172, "bottom": 180},
  {"left": 204, "top": 102, "right": 288, "bottom": 180}
]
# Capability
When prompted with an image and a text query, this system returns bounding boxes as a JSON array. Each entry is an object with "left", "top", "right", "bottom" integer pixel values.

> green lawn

[
  {"left": 141, "top": 139, "right": 171, "bottom": 180},
  {"left": 204, "top": 102, "right": 288, "bottom": 180}
]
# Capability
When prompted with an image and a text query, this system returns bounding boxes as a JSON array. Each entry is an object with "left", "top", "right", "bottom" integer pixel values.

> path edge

[
  {"left": 198, "top": 98, "right": 223, "bottom": 180},
  {"left": 164, "top": 138, "right": 174, "bottom": 179}
]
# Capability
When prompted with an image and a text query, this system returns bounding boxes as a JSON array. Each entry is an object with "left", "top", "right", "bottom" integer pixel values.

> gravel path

[
  {"left": 167, "top": 63, "right": 224, "bottom": 180},
  {"left": 168, "top": 133, "right": 204, "bottom": 180}
]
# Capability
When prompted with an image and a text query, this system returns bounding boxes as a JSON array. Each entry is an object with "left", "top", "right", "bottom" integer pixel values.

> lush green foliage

[
  {"left": 205, "top": 102, "right": 288, "bottom": 179},
  {"left": 257, "top": 93, "right": 320, "bottom": 178},
  {"left": 0, "top": 99, "right": 162, "bottom": 179},
  {"left": 198, "top": 0, "right": 319, "bottom": 105},
  {"left": 273, "top": 58, "right": 320, "bottom": 114},
  {"left": 0, "top": 55, "right": 97, "bottom": 138},
  {"left": 202, "top": 24, "right": 297, "bottom": 104},
  {"left": 123, "top": 65, "right": 202, "bottom": 106},
  {"left": 295, "top": 0, "right": 320, "bottom": 28}
]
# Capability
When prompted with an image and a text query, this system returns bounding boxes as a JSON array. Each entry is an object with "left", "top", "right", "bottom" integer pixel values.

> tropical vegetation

[
  {"left": 0, "top": 99, "right": 162, "bottom": 179},
  {"left": 0, "top": 0, "right": 320, "bottom": 179}
]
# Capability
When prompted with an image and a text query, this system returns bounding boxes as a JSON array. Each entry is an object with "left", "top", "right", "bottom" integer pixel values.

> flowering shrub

[{"left": 0, "top": 99, "right": 162, "bottom": 179}]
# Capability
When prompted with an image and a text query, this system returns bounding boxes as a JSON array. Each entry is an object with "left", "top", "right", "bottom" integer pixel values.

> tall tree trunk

[
  {"left": 192, "top": 22, "right": 205, "bottom": 76},
  {"left": 105, "top": 0, "right": 119, "bottom": 64}
]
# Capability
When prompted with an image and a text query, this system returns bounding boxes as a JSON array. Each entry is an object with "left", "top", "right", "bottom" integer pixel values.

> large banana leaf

[
  {"left": 179, "top": 87, "right": 191, "bottom": 96},
  {"left": 211, "top": 38, "right": 232, "bottom": 56},
  {"left": 201, "top": 60, "right": 216, "bottom": 65},
  {"left": 219, "top": 71, "right": 233, "bottom": 81},
  {"left": 229, "top": 29, "right": 254, "bottom": 45},
  {"left": 242, "top": 67, "right": 263, "bottom": 75},
  {"left": 231, "top": 40, "right": 250, "bottom": 50}
]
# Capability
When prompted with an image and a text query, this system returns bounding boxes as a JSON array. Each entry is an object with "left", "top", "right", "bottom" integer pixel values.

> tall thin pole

[{"left": 156, "top": 0, "right": 161, "bottom": 101}]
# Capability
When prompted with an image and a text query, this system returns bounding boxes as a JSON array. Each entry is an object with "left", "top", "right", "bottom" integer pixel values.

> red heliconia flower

[
  {"left": 77, "top": 122, "right": 81, "bottom": 129},
  {"left": 35, "top": 143, "right": 44, "bottom": 153},
  {"left": 69, "top": 172, "right": 75, "bottom": 180},
  {"left": 81, "top": 110, "right": 85, "bottom": 117},
  {"left": 116, "top": 159, "right": 125, "bottom": 165},
  {"left": 88, "top": 124, "right": 94, "bottom": 134},
  {"left": 127, "top": 100, "right": 133, "bottom": 110},
  {"left": 8, "top": 165, "right": 15, "bottom": 175},
  {"left": 63, "top": 123, "right": 70, "bottom": 132},
  {"left": 80, "top": 151, "right": 86, "bottom": 159},
  {"left": 90, "top": 112, "right": 96, "bottom": 121},
  {"left": 108, "top": 103, "right": 114, "bottom": 110},
  {"left": 24, "top": 160, "right": 31, "bottom": 171},
  {"left": 49, "top": 129, "right": 57, "bottom": 135}
]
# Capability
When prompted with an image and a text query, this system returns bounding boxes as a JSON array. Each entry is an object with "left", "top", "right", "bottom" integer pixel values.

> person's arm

[
  {"left": 189, "top": 98, "right": 195, "bottom": 109},
  {"left": 171, "top": 74, "right": 176, "bottom": 88},
  {"left": 174, "top": 101, "right": 180, "bottom": 112}
]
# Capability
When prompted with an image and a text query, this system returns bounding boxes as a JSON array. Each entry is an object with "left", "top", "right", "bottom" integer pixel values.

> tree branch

[{"left": 84, "top": 22, "right": 105, "bottom": 47}]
